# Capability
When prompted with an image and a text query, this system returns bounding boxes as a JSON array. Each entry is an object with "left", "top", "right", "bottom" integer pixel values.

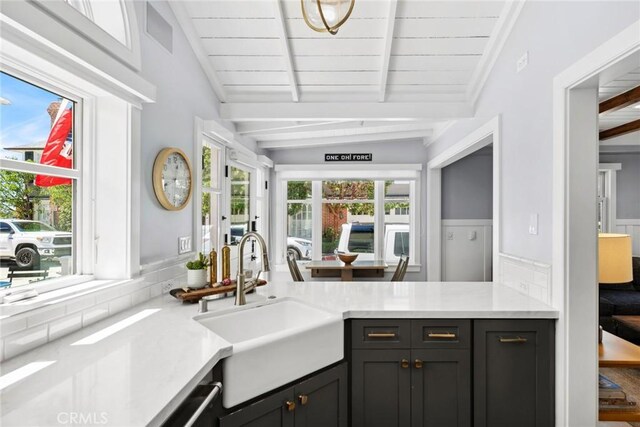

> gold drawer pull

[
  {"left": 414, "top": 359, "right": 423, "bottom": 369},
  {"left": 298, "top": 394, "right": 308, "bottom": 406},
  {"left": 367, "top": 332, "right": 397, "bottom": 338},
  {"left": 285, "top": 400, "right": 296, "bottom": 412},
  {"left": 427, "top": 332, "right": 457, "bottom": 339},
  {"left": 401, "top": 359, "right": 409, "bottom": 369},
  {"left": 499, "top": 336, "right": 528, "bottom": 343}
]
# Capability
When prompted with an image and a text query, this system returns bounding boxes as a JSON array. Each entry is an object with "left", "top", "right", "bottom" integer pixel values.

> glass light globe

[{"left": 302, "top": 0, "right": 355, "bottom": 34}]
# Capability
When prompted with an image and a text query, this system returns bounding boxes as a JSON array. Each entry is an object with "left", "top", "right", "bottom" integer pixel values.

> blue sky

[{"left": 0, "top": 72, "right": 62, "bottom": 160}]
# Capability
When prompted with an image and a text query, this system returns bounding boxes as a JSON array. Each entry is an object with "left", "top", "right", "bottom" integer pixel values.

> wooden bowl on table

[{"left": 338, "top": 253, "right": 359, "bottom": 265}]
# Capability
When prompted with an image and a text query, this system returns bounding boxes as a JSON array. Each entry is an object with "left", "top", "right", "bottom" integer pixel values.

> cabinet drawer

[
  {"left": 351, "top": 319, "right": 411, "bottom": 349},
  {"left": 411, "top": 319, "right": 470, "bottom": 349}
]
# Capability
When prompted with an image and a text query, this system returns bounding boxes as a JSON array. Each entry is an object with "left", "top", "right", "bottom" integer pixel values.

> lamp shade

[{"left": 599, "top": 233, "right": 633, "bottom": 284}]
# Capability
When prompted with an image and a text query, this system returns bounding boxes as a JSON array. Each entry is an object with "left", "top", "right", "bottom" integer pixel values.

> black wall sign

[{"left": 325, "top": 153, "right": 373, "bottom": 162}]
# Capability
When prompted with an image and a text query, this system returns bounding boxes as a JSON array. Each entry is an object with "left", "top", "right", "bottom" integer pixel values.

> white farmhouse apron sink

[{"left": 195, "top": 297, "right": 344, "bottom": 408}]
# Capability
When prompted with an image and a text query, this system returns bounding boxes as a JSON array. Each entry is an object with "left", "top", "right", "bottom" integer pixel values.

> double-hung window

[
  {"left": 0, "top": 71, "right": 81, "bottom": 289},
  {"left": 200, "top": 138, "right": 223, "bottom": 255}
]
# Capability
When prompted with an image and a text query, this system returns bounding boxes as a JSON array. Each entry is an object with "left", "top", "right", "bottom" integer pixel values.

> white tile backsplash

[
  {"left": 26, "top": 305, "right": 66, "bottom": 328},
  {"left": 49, "top": 313, "right": 82, "bottom": 341},
  {"left": 65, "top": 295, "right": 96, "bottom": 314},
  {"left": 0, "top": 256, "right": 187, "bottom": 361},
  {"left": 131, "top": 288, "right": 151, "bottom": 307},
  {"left": 4, "top": 324, "right": 49, "bottom": 360},
  {"left": 81, "top": 303, "right": 110, "bottom": 327},
  {"left": 0, "top": 315, "right": 27, "bottom": 338},
  {"left": 108, "top": 295, "right": 132, "bottom": 315},
  {"left": 498, "top": 253, "right": 552, "bottom": 305}
]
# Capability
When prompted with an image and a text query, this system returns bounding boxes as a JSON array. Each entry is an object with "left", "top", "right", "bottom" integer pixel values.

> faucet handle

[{"left": 198, "top": 299, "right": 208, "bottom": 313}]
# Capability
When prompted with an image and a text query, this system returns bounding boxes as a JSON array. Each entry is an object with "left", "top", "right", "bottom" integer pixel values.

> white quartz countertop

[{"left": 0, "top": 281, "right": 558, "bottom": 426}]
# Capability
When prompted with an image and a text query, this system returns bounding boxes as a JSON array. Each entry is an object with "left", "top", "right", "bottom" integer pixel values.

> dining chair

[
  {"left": 287, "top": 252, "right": 304, "bottom": 282},
  {"left": 390, "top": 255, "right": 409, "bottom": 281}
]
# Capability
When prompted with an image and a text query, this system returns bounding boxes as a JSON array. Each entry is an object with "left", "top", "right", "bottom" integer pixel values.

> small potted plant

[{"left": 186, "top": 252, "right": 210, "bottom": 289}]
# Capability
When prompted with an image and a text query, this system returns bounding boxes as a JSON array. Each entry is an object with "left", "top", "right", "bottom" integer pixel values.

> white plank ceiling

[
  {"left": 599, "top": 66, "right": 640, "bottom": 133},
  {"left": 173, "top": 0, "right": 518, "bottom": 149}
]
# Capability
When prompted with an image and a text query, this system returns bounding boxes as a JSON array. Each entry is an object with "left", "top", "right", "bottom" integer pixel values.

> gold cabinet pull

[
  {"left": 427, "top": 332, "right": 457, "bottom": 339},
  {"left": 285, "top": 401, "right": 296, "bottom": 412},
  {"left": 401, "top": 359, "right": 409, "bottom": 369},
  {"left": 367, "top": 332, "right": 397, "bottom": 338},
  {"left": 414, "top": 359, "right": 423, "bottom": 369},
  {"left": 499, "top": 336, "right": 528, "bottom": 343},
  {"left": 298, "top": 394, "right": 308, "bottom": 406}
]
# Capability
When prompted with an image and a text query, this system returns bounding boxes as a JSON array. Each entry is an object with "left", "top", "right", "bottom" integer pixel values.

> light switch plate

[
  {"left": 528, "top": 213, "right": 538, "bottom": 235},
  {"left": 178, "top": 236, "right": 192, "bottom": 254},
  {"left": 517, "top": 51, "right": 529, "bottom": 73}
]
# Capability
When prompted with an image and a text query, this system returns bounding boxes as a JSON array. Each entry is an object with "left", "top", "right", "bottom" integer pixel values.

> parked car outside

[
  {"left": 287, "top": 237, "right": 312, "bottom": 260},
  {"left": 0, "top": 220, "right": 72, "bottom": 269},
  {"left": 230, "top": 224, "right": 312, "bottom": 260},
  {"left": 337, "top": 223, "right": 409, "bottom": 264}
]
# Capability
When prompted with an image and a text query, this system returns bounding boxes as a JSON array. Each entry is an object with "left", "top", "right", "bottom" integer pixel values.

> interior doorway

[
  {"left": 440, "top": 144, "right": 493, "bottom": 281},
  {"left": 426, "top": 116, "right": 500, "bottom": 282},
  {"left": 552, "top": 20, "right": 639, "bottom": 426}
]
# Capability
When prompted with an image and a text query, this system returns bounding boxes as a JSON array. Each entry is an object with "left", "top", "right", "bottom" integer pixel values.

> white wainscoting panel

[
  {"left": 615, "top": 219, "right": 640, "bottom": 256},
  {"left": 498, "top": 253, "right": 552, "bottom": 305},
  {"left": 442, "top": 220, "right": 492, "bottom": 282}
]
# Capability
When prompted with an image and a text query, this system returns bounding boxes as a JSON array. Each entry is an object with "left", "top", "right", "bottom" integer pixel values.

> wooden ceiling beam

[
  {"left": 273, "top": 0, "right": 299, "bottom": 102},
  {"left": 599, "top": 85, "right": 640, "bottom": 114},
  {"left": 221, "top": 102, "right": 474, "bottom": 121},
  {"left": 599, "top": 119, "right": 640, "bottom": 141},
  {"left": 378, "top": 0, "right": 398, "bottom": 102}
]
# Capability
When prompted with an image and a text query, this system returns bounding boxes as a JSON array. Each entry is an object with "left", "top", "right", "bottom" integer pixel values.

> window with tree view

[
  {"left": 280, "top": 174, "right": 417, "bottom": 266},
  {"left": 201, "top": 141, "right": 222, "bottom": 254},
  {"left": 322, "top": 180, "right": 375, "bottom": 259},
  {"left": 230, "top": 166, "right": 251, "bottom": 244},
  {"left": 0, "top": 72, "right": 77, "bottom": 288},
  {"left": 287, "top": 181, "right": 312, "bottom": 260}
]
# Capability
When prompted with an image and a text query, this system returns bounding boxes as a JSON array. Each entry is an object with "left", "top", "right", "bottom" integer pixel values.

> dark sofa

[{"left": 599, "top": 256, "right": 640, "bottom": 342}]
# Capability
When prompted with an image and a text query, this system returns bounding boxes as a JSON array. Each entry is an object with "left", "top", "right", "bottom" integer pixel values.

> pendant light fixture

[{"left": 301, "top": 0, "right": 355, "bottom": 35}]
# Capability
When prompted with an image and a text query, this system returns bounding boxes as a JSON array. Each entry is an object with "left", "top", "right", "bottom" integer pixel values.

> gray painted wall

[
  {"left": 267, "top": 139, "right": 428, "bottom": 280},
  {"left": 426, "top": 1, "right": 639, "bottom": 263},
  {"left": 600, "top": 152, "right": 640, "bottom": 219},
  {"left": 136, "top": 1, "right": 255, "bottom": 265},
  {"left": 441, "top": 148, "right": 493, "bottom": 220}
]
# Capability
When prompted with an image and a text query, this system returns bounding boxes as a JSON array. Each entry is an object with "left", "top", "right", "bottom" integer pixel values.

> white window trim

[
  {"left": 0, "top": 24, "right": 148, "bottom": 310},
  {"left": 28, "top": 0, "right": 141, "bottom": 70},
  {"left": 275, "top": 165, "right": 422, "bottom": 269},
  {"left": 193, "top": 117, "right": 225, "bottom": 258},
  {"left": 0, "top": 66, "right": 92, "bottom": 296},
  {"left": 598, "top": 163, "right": 621, "bottom": 233}
]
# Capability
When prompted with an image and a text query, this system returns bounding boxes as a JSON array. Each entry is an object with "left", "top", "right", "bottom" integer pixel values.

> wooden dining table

[{"left": 305, "top": 259, "right": 388, "bottom": 281}]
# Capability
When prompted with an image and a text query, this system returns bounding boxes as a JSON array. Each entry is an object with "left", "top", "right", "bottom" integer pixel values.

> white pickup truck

[
  {"left": 0, "top": 220, "right": 72, "bottom": 269},
  {"left": 337, "top": 223, "right": 409, "bottom": 264}
]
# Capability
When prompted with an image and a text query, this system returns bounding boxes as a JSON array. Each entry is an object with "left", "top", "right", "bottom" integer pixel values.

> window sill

[{"left": 0, "top": 276, "right": 142, "bottom": 317}]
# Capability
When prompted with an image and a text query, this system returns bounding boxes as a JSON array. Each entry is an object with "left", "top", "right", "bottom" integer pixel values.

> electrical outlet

[
  {"left": 517, "top": 51, "right": 529, "bottom": 73},
  {"left": 468, "top": 231, "right": 477, "bottom": 241},
  {"left": 447, "top": 232, "right": 454, "bottom": 240},
  {"left": 162, "top": 282, "right": 173, "bottom": 294},
  {"left": 178, "top": 236, "right": 191, "bottom": 254}
]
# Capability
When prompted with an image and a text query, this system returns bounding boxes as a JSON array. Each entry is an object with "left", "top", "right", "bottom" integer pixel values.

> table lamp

[
  {"left": 598, "top": 233, "right": 633, "bottom": 284},
  {"left": 598, "top": 233, "right": 633, "bottom": 343}
]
